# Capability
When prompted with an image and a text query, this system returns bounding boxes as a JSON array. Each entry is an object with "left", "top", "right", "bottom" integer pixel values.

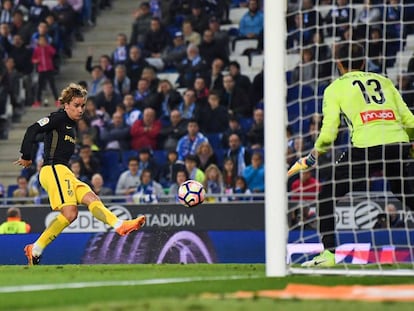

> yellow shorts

[{"left": 39, "top": 164, "right": 92, "bottom": 210}]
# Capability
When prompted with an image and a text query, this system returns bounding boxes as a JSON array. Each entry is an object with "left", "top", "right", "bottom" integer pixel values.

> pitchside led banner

[{"left": 0, "top": 200, "right": 413, "bottom": 265}]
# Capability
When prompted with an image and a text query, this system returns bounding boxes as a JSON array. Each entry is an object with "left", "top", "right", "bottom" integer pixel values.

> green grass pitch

[{"left": 0, "top": 264, "right": 413, "bottom": 311}]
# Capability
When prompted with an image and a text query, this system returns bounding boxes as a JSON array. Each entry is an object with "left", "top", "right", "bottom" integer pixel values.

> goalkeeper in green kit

[{"left": 288, "top": 42, "right": 414, "bottom": 267}]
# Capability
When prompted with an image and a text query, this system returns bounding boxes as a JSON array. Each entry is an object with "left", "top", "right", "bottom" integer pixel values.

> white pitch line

[{"left": 0, "top": 275, "right": 262, "bottom": 293}]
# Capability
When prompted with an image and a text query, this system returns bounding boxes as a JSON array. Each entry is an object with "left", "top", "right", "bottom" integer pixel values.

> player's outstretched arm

[{"left": 287, "top": 152, "right": 317, "bottom": 177}]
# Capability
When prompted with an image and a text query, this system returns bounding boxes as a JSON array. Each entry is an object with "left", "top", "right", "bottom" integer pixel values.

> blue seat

[
  {"left": 121, "top": 150, "right": 138, "bottom": 170},
  {"left": 153, "top": 150, "right": 167, "bottom": 166},
  {"left": 239, "top": 117, "right": 254, "bottom": 132},
  {"left": 100, "top": 151, "right": 122, "bottom": 186},
  {"left": 206, "top": 133, "right": 223, "bottom": 150}
]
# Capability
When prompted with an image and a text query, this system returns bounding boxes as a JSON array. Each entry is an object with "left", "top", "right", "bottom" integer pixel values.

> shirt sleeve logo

[{"left": 37, "top": 117, "right": 50, "bottom": 127}]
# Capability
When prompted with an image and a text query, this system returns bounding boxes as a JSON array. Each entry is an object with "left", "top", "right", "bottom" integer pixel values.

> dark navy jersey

[{"left": 20, "top": 109, "right": 77, "bottom": 166}]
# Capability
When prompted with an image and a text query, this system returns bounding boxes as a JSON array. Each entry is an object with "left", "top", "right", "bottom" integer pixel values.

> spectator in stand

[
  {"left": 29, "top": 21, "right": 52, "bottom": 49},
  {"left": 132, "top": 168, "right": 164, "bottom": 204},
  {"left": 0, "top": 0, "right": 14, "bottom": 25},
  {"left": 311, "top": 32, "right": 332, "bottom": 84},
  {"left": 246, "top": 107, "right": 264, "bottom": 149},
  {"left": 156, "top": 79, "right": 182, "bottom": 122},
  {"left": 184, "top": 154, "right": 205, "bottom": 183},
  {"left": 194, "top": 76, "right": 210, "bottom": 103},
  {"left": 78, "top": 144, "right": 100, "bottom": 181},
  {"left": 143, "top": 16, "right": 171, "bottom": 60},
  {"left": 242, "top": 151, "right": 264, "bottom": 194},
  {"left": 222, "top": 157, "right": 236, "bottom": 192},
  {"left": 177, "top": 88, "right": 198, "bottom": 120},
  {"left": 226, "top": 133, "right": 251, "bottom": 176},
  {"left": 132, "top": 78, "right": 154, "bottom": 111},
  {"left": 206, "top": 57, "right": 224, "bottom": 92},
  {"left": 188, "top": 1, "right": 209, "bottom": 34},
  {"left": 115, "top": 156, "right": 141, "bottom": 196},
  {"left": 125, "top": 45, "right": 148, "bottom": 90},
  {"left": 158, "top": 150, "right": 185, "bottom": 188},
  {"left": 208, "top": 16, "right": 230, "bottom": 58},
  {"left": 136, "top": 147, "right": 159, "bottom": 181},
  {"left": 353, "top": 0, "right": 382, "bottom": 40},
  {"left": 141, "top": 66, "right": 160, "bottom": 93},
  {"left": 10, "top": 10, "right": 32, "bottom": 46},
  {"left": 229, "top": 175, "right": 252, "bottom": 201},
  {"left": 168, "top": 169, "right": 188, "bottom": 203},
  {"left": 221, "top": 115, "right": 246, "bottom": 148},
  {"left": 203, "top": 163, "right": 224, "bottom": 202},
  {"left": 45, "top": 13, "right": 63, "bottom": 57},
  {"left": 221, "top": 74, "right": 252, "bottom": 118},
  {"left": 28, "top": 0, "right": 51, "bottom": 31},
  {"left": 31, "top": 35, "right": 59, "bottom": 108},
  {"left": 198, "top": 90, "right": 229, "bottom": 134},
  {"left": 52, "top": 0, "right": 76, "bottom": 58},
  {"left": 176, "top": 43, "right": 208, "bottom": 88},
  {"left": 86, "top": 50, "right": 115, "bottom": 80},
  {"left": 228, "top": 60, "right": 251, "bottom": 92},
  {"left": 158, "top": 109, "right": 188, "bottom": 151},
  {"left": 324, "top": 0, "right": 355, "bottom": 38},
  {"left": 83, "top": 97, "right": 109, "bottom": 130},
  {"left": 162, "top": 31, "right": 187, "bottom": 70},
  {"left": 123, "top": 94, "right": 142, "bottom": 127},
  {"left": 9, "top": 34, "right": 33, "bottom": 106},
  {"left": 396, "top": 73, "right": 414, "bottom": 111},
  {"left": 384, "top": 0, "right": 402, "bottom": 67},
  {"left": 290, "top": 169, "right": 320, "bottom": 201},
  {"left": 291, "top": 48, "right": 316, "bottom": 91},
  {"left": 236, "top": 0, "right": 264, "bottom": 47},
  {"left": 113, "top": 64, "right": 131, "bottom": 96},
  {"left": 367, "top": 27, "right": 384, "bottom": 73},
  {"left": 90, "top": 173, "right": 113, "bottom": 197},
  {"left": 303, "top": 113, "right": 322, "bottom": 152},
  {"left": 5, "top": 57, "right": 23, "bottom": 123},
  {"left": 130, "top": 107, "right": 161, "bottom": 151},
  {"left": 0, "top": 23, "right": 12, "bottom": 56},
  {"left": 176, "top": 119, "right": 208, "bottom": 161},
  {"left": 12, "top": 175, "right": 38, "bottom": 204},
  {"left": 27, "top": 159, "right": 46, "bottom": 200},
  {"left": 100, "top": 111, "right": 130, "bottom": 151},
  {"left": 94, "top": 79, "right": 123, "bottom": 117},
  {"left": 249, "top": 68, "right": 263, "bottom": 108},
  {"left": 199, "top": 28, "right": 228, "bottom": 68},
  {"left": 182, "top": 19, "right": 201, "bottom": 46},
  {"left": 0, "top": 207, "right": 31, "bottom": 234},
  {"left": 130, "top": 1, "right": 153, "bottom": 47},
  {"left": 111, "top": 33, "right": 129, "bottom": 66},
  {"left": 87, "top": 65, "right": 106, "bottom": 97},
  {"left": 196, "top": 141, "right": 218, "bottom": 172}
]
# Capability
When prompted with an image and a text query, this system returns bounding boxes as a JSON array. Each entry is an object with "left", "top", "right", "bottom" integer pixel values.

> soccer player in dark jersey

[
  {"left": 15, "top": 83, "right": 146, "bottom": 265},
  {"left": 288, "top": 42, "right": 414, "bottom": 267}
]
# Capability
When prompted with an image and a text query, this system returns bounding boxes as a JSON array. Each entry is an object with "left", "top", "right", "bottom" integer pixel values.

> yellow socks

[
  {"left": 33, "top": 213, "right": 70, "bottom": 256},
  {"left": 88, "top": 201, "right": 121, "bottom": 228}
]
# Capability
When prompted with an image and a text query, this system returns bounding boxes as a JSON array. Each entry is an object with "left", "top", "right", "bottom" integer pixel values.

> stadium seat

[
  {"left": 6, "top": 184, "right": 18, "bottom": 204},
  {"left": 239, "top": 117, "right": 254, "bottom": 132},
  {"left": 206, "top": 133, "right": 223, "bottom": 150},
  {"left": 229, "top": 7, "right": 248, "bottom": 24},
  {"left": 250, "top": 54, "right": 264, "bottom": 71},
  {"left": 157, "top": 72, "right": 179, "bottom": 87},
  {"left": 229, "top": 55, "right": 249, "bottom": 71},
  {"left": 285, "top": 53, "right": 300, "bottom": 72},
  {"left": 121, "top": 150, "right": 138, "bottom": 170},
  {"left": 233, "top": 39, "right": 259, "bottom": 55},
  {"left": 153, "top": 150, "right": 167, "bottom": 166},
  {"left": 100, "top": 151, "right": 122, "bottom": 186}
]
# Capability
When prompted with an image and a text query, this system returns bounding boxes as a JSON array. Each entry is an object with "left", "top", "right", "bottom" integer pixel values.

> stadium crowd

[{"left": 0, "top": 0, "right": 265, "bottom": 204}]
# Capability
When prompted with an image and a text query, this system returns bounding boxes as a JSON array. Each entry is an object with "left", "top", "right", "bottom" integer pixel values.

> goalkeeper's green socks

[{"left": 32, "top": 213, "right": 71, "bottom": 256}]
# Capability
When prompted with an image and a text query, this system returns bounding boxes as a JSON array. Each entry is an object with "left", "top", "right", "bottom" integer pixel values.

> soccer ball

[{"left": 178, "top": 180, "right": 205, "bottom": 208}]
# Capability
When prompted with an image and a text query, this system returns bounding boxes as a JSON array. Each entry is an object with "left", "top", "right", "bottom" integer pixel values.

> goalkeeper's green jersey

[{"left": 315, "top": 70, "right": 414, "bottom": 153}]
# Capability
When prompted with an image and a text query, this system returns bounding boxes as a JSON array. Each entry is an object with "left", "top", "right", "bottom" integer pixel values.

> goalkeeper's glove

[{"left": 287, "top": 153, "right": 316, "bottom": 177}]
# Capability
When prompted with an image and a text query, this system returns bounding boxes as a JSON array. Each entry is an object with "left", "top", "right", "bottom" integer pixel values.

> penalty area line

[{"left": 0, "top": 275, "right": 261, "bottom": 293}]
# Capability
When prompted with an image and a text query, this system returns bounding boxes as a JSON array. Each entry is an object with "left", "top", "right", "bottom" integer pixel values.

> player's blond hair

[{"left": 57, "top": 83, "right": 88, "bottom": 105}]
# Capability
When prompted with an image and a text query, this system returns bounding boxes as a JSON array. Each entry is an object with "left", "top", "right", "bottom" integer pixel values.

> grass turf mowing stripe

[{"left": 0, "top": 275, "right": 262, "bottom": 294}]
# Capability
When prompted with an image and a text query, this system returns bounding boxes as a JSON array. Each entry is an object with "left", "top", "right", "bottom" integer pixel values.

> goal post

[{"left": 264, "top": 0, "right": 287, "bottom": 276}]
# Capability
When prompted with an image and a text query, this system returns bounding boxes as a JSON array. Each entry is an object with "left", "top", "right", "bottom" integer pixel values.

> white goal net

[{"left": 284, "top": 0, "right": 414, "bottom": 275}]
